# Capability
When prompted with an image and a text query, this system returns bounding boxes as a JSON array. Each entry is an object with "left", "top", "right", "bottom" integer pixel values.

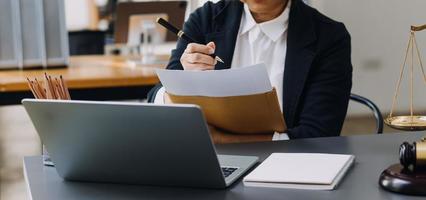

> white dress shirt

[{"left": 154, "top": 2, "right": 291, "bottom": 140}]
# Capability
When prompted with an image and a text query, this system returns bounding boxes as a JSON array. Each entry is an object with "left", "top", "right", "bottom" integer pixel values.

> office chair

[{"left": 349, "top": 93, "right": 384, "bottom": 134}]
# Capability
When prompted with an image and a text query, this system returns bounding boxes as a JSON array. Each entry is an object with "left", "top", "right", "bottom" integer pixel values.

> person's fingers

[
  {"left": 206, "top": 42, "right": 216, "bottom": 52},
  {"left": 180, "top": 52, "right": 216, "bottom": 67},
  {"left": 181, "top": 42, "right": 218, "bottom": 70},
  {"left": 181, "top": 61, "right": 214, "bottom": 71},
  {"left": 190, "top": 63, "right": 215, "bottom": 70},
  {"left": 186, "top": 53, "right": 216, "bottom": 65},
  {"left": 185, "top": 43, "right": 214, "bottom": 55}
]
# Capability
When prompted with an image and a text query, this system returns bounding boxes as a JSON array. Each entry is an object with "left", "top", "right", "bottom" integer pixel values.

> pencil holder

[{"left": 27, "top": 73, "right": 71, "bottom": 166}]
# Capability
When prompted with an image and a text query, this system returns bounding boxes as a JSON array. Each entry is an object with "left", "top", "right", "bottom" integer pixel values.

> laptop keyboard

[{"left": 221, "top": 167, "right": 239, "bottom": 178}]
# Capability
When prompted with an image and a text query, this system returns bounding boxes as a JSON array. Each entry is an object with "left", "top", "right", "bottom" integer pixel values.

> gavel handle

[{"left": 411, "top": 24, "right": 426, "bottom": 32}]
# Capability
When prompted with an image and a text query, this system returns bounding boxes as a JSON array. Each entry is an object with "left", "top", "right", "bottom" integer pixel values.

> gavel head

[{"left": 399, "top": 138, "right": 426, "bottom": 169}]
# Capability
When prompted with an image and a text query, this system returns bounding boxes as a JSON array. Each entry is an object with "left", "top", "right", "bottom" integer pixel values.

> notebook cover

[{"left": 243, "top": 153, "right": 355, "bottom": 190}]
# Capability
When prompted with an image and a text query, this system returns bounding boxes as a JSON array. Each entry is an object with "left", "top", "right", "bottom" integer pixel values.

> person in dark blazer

[{"left": 147, "top": 0, "right": 352, "bottom": 141}]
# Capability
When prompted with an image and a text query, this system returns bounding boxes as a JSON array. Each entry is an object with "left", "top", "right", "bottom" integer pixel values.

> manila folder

[{"left": 168, "top": 88, "right": 286, "bottom": 134}]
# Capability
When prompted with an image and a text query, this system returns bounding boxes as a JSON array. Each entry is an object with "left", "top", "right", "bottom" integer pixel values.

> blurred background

[{"left": 2, "top": 0, "right": 426, "bottom": 199}]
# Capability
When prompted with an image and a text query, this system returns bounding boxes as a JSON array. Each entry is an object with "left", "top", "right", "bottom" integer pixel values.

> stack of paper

[
  {"left": 243, "top": 153, "right": 355, "bottom": 190},
  {"left": 156, "top": 63, "right": 272, "bottom": 97}
]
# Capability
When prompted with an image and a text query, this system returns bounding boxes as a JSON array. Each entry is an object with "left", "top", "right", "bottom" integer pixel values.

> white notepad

[{"left": 243, "top": 153, "right": 355, "bottom": 190}]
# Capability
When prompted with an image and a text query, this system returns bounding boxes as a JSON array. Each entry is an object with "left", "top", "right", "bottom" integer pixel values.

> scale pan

[{"left": 385, "top": 116, "right": 426, "bottom": 131}]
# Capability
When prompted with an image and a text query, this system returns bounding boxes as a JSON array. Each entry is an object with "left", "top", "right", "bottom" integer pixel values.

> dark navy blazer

[{"left": 148, "top": 0, "right": 353, "bottom": 139}]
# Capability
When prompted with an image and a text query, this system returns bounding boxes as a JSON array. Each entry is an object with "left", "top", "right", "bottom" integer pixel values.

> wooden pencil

[
  {"left": 27, "top": 78, "right": 39, "bottom": 99},
  {"left": 44, "top": 73, "right": 52, "bottom": 99},
  {"left": 58, "top": 76, "right": 67, "bottom": 100},
  {"left": 46, "top": 74, "right": 56, "bottom": 99},
  {"left": 30, "top": 80, "right": 42, "bottom": 99},
  {"left": 60, "top": 75, "right": 71, "bottom": 100},
  {"left": 54, "top": 78, "right": 64, "bottom": 99},
  {"left": 34, "top": 78, "right": 46, "bottom": 99}
]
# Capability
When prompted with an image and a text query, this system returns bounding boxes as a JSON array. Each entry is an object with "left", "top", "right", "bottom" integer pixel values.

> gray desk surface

[{"left": 24, "top": 132, "right": 426, "bottom": 200}]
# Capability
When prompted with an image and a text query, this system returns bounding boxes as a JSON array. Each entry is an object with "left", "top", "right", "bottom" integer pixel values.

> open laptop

[{"left": 22, "top": 99, "right": 258, "bottom": 189}]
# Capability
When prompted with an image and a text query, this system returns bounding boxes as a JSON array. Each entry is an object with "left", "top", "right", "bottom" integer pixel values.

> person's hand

[{"left": 180, "top": 42, "right": 217, "bottom": 70}]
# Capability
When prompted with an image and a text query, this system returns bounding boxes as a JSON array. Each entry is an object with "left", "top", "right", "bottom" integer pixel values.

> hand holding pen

[
  {"left": 180, "top": 41, "right": 218, "bottom": 70},
  {"left": 156, "top": 18, "right": 224, "bottom": 71}
]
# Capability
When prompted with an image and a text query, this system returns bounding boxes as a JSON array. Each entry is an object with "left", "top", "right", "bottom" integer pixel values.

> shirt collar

[{"left": 240, "top": 1, "right": 291, "bottom": 42}]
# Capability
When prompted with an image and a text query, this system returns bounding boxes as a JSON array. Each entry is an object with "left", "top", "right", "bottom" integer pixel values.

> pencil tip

[{"left": 216, "top": 57, "right": 225, "bottom": 64}]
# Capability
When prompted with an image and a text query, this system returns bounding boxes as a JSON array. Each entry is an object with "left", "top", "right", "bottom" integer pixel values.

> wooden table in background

[{"left": 0, "top": 55, "right": 168, "bottom": 105}]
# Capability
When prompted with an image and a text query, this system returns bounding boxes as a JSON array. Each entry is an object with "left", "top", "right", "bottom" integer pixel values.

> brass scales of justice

[
  {"left": 385, "top": 24, "right": 426, "bottom": 131},
  {"left": 379, "top": 24, "right": 426, "bottom": 196}
]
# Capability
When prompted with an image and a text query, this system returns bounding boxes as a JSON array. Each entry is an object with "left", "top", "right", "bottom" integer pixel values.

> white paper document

[
  {"left": 155, "top": 64, "right": 272, "bottom": 97},
  {"left": 243, "top": 153, "right": 355, "bottom": 190}
]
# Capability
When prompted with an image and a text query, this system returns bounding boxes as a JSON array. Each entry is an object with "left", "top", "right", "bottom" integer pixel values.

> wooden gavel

[{"left": 399, "top": 138, "right": 426, "bottom": 169}]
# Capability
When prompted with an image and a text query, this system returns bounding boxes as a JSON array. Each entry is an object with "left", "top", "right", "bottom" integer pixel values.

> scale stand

[
  {"left": 385, "top": 25, "right": 426, "bottom": 131},
  {"left": 381, "top": 24, "right": 426, "bottom": 195}
]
